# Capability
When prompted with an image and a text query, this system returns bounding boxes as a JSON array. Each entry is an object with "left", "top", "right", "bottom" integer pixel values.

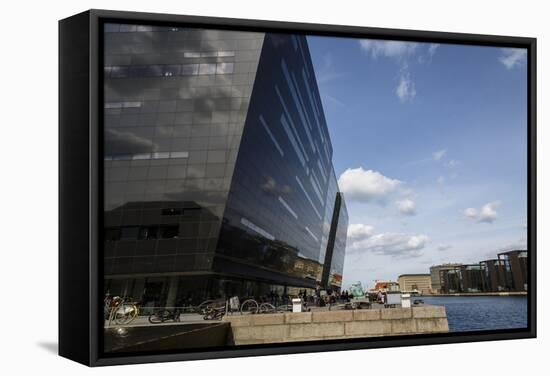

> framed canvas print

[{"left": 59, "top": 9, "right": 536, "bottom": 366}]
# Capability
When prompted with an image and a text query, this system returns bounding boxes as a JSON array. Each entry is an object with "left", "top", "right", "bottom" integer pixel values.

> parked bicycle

[
  {"left": 239, "top": 299, "right": 277, "bottom": 314},
  {"left": 148, "top": 308, "right": 181, "bottom": 324},
  {"left": 203, "top": 306, "right": 226, "bottom": 320},
  {"left": 106, "top": 296, "right": 140, "bottom": 326}
]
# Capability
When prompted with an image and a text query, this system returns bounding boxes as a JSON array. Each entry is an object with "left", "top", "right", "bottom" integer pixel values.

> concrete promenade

[{"left": 223, "top": 305, "right": 449, "bottom": 345}]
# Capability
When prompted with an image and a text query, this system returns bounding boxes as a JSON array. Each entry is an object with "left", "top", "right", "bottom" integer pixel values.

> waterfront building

[
  {"left": 459, "top": 264, "right": 485, "bottom": 293},
  {"left": 320, "top": 189, "right": 348, "bottom": 292},
  {"left": 397, "top": 274, "right": 432, "bottom": 294},
  {"left": 439, "top": 267, "right": 462, "bottom": 293},
  {"left": 498, "top": 250, "right": 528, "bottom": 291},
  {"left": 439, "top": 264, "right": 485, "bottom": 293},
  {"left": 430, "top": 263, "right": 463, "bottom": 294},
  {"left": 372, "top": 281, "right": 400, "bottom": 292},
  {"left": 480, "top": 259, "right": 508, "bottom": 292},
  {"left": 102, "top": 25, "right": 348, "bottom": 307}
]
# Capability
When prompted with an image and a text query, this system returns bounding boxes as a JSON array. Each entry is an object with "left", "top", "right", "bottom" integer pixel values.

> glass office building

[
  {"left": 480, "top": 259, "right": 508, "bottom": 292},
  {"left": 498, "top": 250, "right": 528, "bottom": 292},
  {"left": 102, "top": 25, "right": 348, "bottom": 307}
]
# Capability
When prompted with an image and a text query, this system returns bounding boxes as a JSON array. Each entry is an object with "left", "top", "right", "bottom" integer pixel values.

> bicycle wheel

[
  {"left": 213, "top": 309, "right": 225, "bottom": 320},
  {"left": 148, "top": 309, "right": 171, "bottom": 324},
  {"left": 112, "top": 304, "right": 136, "bottom": 325},
  {"left": 240, "top": 299, "right": 259, "bottom": 314},
  {"left": 276, "top": 304, "right": 289, "bottom": 312},
  {"left": 259, "top": 303, "right": 276, "bottom": 314},
  {"left": 203, "top": 308, "right": 216, "bottom": 320},
  {"left": 196, "top": 300, "right": 215, "bottom": 314}
]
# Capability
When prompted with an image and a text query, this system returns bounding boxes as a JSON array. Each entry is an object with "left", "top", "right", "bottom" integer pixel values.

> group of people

[{"left": 293, "top": 288, "right": 357, "bottom": 307}]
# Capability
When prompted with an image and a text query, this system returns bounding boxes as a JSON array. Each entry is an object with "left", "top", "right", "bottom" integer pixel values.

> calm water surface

[{"left": 418, "top": 296, "right": 528, "bottom": 332}]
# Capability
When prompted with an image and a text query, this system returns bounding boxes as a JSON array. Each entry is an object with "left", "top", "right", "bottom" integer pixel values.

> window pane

[
  {"left": 181, "top": 64, "right": 199, "bottom": 75},
  {"left": 198, "top": 63, "right": 217, "bottom": 75},
  {"left": 119, "top": 24, "right": 136, "bottom": 32},
  {"left": 183, "top": 52, "right": 201, "bottom": 58},
  {"left": 216, "top": 62, "right": 234, "bottom": 74},
  {"left": 163, "top": 65, "right": 181, "bottom": 77},
  {"left": 151, "top": 152, "right": 170, "bottom": 159},
  {"left": 217, "top": 51, "right": 235, "bottom": 57},
  {"left": 104, "top": 24, "right": 120, "bottom": 33},
  {"left": 170, "top": 151, "right": 189, "bottom": 158},
  {"left": 110, "top": 66, "right": 129, "bottom": 78},
  {"left": 147, "top": 65, "right": 163, "bottom": 77}
]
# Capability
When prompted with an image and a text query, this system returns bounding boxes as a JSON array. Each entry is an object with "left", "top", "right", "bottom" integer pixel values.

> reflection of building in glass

[
  {"left": 498, "top": 250, "right": 528, "bottom": 291},
  {"left": 397, "top": 274, "right": 432, "bottom": 294},
  {"left": 102, "top": 24, "right": 348, "bottom": 308},
  {"left": 320, "top": 191, "right": 348, "bottom": 291}
]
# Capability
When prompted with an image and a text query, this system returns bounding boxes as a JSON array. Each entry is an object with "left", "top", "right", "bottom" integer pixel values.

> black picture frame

[{"left": 59, "top": 9, "right": 537, "bottom": 367}]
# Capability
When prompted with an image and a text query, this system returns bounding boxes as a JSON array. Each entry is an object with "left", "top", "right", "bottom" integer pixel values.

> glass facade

[
  {"left": 498, "top": 250, "right": 528, "bottom": 291},
  {"left": 460, "top": 265, "right": 485, "bottom": 293},
  {"left": 480, "top": 259, "right": 508, "bottom": 292},
  {"left": 320, "top": 190, "right": 348, "bottom": 290},
  {"left": 102, "top": 25, "right": 348, "bottom": 307}
]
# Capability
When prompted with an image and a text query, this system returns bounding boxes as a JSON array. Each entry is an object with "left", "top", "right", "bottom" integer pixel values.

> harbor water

[{"left": 418, "top": 295, "right": 528, "bottom": 332}]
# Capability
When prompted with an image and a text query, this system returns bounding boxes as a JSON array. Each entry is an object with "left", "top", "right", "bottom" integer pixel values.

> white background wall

[{"left": 0, "top": 0, "right": 547, "bottom": 374}]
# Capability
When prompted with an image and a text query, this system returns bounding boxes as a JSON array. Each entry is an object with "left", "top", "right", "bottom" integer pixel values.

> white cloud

[
  {"left": 497, "top": 237, "right": 527, "bottom": 253},
  {"left": 358, "top": 39, "right": 431, "bottom": 104},
  {"left": 348, "top": 229, "right": 429, "bottom": 257},
  {"left": 464, "top": 207, "right": 478, "bottom": 219},
  {"left": 338, "top": 168, "right": 401, "bottom": 203},
  {"left": 446, "top": 159, "right": 461, "bottom": 168},
  {"left": 432, "top": 149, "right": 447, "bottom": 161},
  {"left": 316, "top": 53, "right": 346, "bottom": 84},
  {"left": 359, "top": 40, "right": 418, "bottom": 60},
  {"left": 396, "top": 199, "right": 416, "bottom": 215},
  {"left": 428, "top": 44, "right": 440, "bottom": 57},
  {"left": 396, "top": 73, "right": 416, "bottom": 103},
  {"left": 499, "top": 48, "right": 527, "bottom": 69},
  {"left": 464, "top": 201, "right": 501, "bottom": 223},
  {"left": 437, "top": 244, "right": 452, "bottom": 251},
  {"left": 322, "top": 94, "right": 345, "bottom": 107},
  {"left": 347, "top": 224, "right": 375, "bottom": 241}
]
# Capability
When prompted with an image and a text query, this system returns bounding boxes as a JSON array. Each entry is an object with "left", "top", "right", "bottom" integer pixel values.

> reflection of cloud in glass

[{"left": 104, "top": 128, "right": 155, "bottom": 155}]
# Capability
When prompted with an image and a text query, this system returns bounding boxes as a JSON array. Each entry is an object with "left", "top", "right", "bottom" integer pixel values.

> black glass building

[{"left": 102, "top": 24, "right": 348, "bottom": 307}]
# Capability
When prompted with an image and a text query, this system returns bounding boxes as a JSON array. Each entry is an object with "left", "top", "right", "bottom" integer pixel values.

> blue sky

[{"left": 307, "top": 36, "right": 528, "bottom": 289}]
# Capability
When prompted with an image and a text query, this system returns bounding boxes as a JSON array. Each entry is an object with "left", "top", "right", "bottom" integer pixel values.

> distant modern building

[
  {"left": 430, "top": 264, "right": 463, "bottom": 294},
  {"left": 459, "top": 264, "right": 485, "bottom": 293},
  {"left": 439, "top": 264, "right": 485, "bottom": 293},
  {"left": 480, "top": 259, "right": 508, "bottom": 292},
  {"left": 498, "top": 250, "right": 528, "bottom": 291},
  {"left": 438, "top": 266, "right": 462, "bottom": 293},
  {"left": 102, "top": 25, "right": 348, "bottom": 307},
  {"left": 398, "top": 274, "right": 432, "bottom": 294},
  {"left": 432, "top": 250, "right": 528, "bottom": 294}
]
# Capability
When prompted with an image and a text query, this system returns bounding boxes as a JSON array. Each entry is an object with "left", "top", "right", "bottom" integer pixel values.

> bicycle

[
  {"left": 203, "top": 306, "right": 226, "bottom": 320},
  {"left": 148, "top": 308, "right": 181, "bottom": 324},
  {"left": 196, "top": 299, "right": 221, "bottom": 315},
  {"left": 239, "top": 299, "right": 277, "bottom": 314},
  {"left": 107, "top": 296, "right": 140, "bottom": 326}
]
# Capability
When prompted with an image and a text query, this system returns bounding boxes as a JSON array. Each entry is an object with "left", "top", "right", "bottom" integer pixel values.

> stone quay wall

[{"left": 223, "top": 305, "right": 449, "bottom": 345}]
